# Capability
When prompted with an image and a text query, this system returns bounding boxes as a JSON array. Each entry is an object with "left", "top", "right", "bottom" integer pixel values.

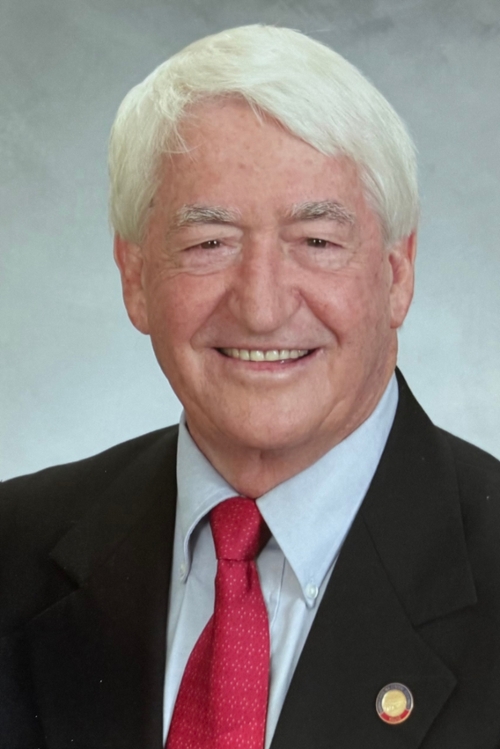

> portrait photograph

[{"left": 1, "top": 1, "right": 499, "bottom": 747}]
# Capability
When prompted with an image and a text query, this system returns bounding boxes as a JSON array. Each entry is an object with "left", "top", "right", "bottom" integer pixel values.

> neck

[
  {"left": 186, "top": 373, "right": 394, "bottom": 497},
  {"left": 192, "top": 434, "right": 342, "bottom": 498}
]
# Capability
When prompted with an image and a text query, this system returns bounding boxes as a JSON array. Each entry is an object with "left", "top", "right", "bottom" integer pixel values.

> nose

[{"left": 227, "top": 235, "right": 300, "bottom": 334}]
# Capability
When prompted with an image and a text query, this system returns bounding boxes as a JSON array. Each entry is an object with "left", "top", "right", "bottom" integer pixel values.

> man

[{"left": 1, "top": 24, "right": 499, "bottom": 749}]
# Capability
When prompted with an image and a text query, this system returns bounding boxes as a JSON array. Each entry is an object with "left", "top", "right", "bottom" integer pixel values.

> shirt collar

[
  {"left": 176, "top": 374, "right": 398, "bottom": 603},
  {"left": 176, "top": 417, "right": 238, "bottom": 573}
]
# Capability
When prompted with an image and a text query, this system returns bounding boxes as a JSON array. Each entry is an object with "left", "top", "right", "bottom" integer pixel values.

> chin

[{"left": 221, "top": 413, "right": 317, "bottom": 454}]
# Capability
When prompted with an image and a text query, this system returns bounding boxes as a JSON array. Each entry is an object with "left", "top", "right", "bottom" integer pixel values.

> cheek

[
  {"left": 318, "top": 269, "right": 392, "bottom": 350},
  {"left": 319, "top": 272, "right": 383, "bottom": 331},
  {"left": 144, "top": 271, "right": 226, "bottom": 350},
  {"left": 352, "top": 252, "right": 392, "bottom": 321}
]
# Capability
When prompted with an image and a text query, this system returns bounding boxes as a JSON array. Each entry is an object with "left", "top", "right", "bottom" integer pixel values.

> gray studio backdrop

[{"left": 1, "top": 0, "right": 499, "bottom": 479}]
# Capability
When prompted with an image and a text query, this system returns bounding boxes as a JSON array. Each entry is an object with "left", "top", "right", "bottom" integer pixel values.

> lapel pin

[{"left": 376, "top": 683, "right": 414, "bottom": 724}]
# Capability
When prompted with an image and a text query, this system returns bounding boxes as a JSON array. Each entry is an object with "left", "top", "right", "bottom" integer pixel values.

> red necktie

[{"left": 166, "top": 497, "right": 270, "bottom": 749}]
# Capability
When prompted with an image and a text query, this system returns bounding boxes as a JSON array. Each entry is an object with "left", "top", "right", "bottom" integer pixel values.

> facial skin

[{"left": 115, "top": 99, "right": 416, "bottom": 497}]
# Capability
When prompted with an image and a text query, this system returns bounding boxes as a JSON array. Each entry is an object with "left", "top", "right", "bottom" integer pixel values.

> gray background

[{"left": 1, "top": 0, "right": 499, "bottom": 480}]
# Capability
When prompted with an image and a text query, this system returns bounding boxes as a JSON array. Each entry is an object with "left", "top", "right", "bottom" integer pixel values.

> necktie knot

[{"left": 210, "top": 497, "right": 268, "bottom": 561}]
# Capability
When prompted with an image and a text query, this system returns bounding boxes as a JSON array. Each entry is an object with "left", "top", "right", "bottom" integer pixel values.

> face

[{"left": 115, "top": 99, "right": 415, "bottom": 466}]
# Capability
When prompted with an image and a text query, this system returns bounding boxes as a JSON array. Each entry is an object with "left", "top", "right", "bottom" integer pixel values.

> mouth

[{"left": 218, "top": 347, "right": 313, "bottom": 362}]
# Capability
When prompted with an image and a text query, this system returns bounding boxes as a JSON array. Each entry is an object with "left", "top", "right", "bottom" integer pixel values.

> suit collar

[
  {"left": 49, "top": 427, "right": 178, "bottom": 586},
  {"left": 272, "top": 517, "right": 458, "bottom": 749},
  {"left": 271, "top": 371, "right": 476, "bottom": 749},
  {"left": 26, "top": 427, "right": 178, "bottom": 749},
  {"left": 361, "top": 370, "right": 476, "bottom": 625}
]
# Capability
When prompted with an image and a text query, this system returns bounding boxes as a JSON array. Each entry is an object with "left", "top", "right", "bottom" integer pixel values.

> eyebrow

[
  {"left": 170, "top": 204, "right": 242, "bottom": 230},
  {"left": 168, "top": 199, "right": 355, "bottom": 233},
  {"left": 286, "top": 200, "right": 355, "bottom": 225}
]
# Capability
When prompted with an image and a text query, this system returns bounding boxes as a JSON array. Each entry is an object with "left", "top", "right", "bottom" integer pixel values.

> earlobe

[
  {"left": 388, "top": 231, "right": 417, "bottom": 329},
  {"left": 113, "top": 234, "right": 150, "bottom": 335}
]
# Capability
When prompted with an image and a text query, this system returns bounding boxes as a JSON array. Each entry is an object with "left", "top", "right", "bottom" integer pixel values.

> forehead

[{"left": 151, "top": 98, "right": 375, "bottom": 230}]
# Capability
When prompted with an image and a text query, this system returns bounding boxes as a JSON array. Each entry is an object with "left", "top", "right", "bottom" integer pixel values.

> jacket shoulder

[
  {"left": 440, "top": 429, "right": 500, "bottom": 589},
  {"left": 440, "top": 428, "right": 500, "bottom": 503},
  {"left": 0, "top": 426, "right": 177, "bottom": 502},
  {"left": 0, "top": 426, "right": 178, "bottom": 569},
  {"left": 0, "top": 426, "right": 178, "bottom": 633}
]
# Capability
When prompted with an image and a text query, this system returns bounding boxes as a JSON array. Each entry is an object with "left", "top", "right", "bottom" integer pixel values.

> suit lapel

[
  {"left": 271, "top": 373, "right": 476, "bottom": 749},
  {"left": 25, "top": 428, "right": 178, "bottom": 749}
]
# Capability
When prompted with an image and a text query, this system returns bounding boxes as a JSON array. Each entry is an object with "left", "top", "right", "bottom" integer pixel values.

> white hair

[{"left": 108, "top": 25, "right": 419, "bottom": 246}]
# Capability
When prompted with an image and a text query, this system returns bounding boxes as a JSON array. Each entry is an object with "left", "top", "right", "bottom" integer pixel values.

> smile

[{"left": 219, "top": 348, "right": 311, "bottom": 362}]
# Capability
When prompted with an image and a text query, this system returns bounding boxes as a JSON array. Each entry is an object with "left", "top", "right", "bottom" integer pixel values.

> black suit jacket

[{"left": 1, "top": 373, "right": 500, "bottom": 749}]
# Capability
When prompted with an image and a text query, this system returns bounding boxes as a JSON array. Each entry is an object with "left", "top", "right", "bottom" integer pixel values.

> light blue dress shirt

[{"left": 163, "top": 374, "right": 398, "bottom": 746}]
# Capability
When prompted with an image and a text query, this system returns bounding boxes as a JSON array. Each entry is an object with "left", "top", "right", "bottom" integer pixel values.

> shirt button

[{"left": 306, "top": 583, "right": 319, "bottom": 600}]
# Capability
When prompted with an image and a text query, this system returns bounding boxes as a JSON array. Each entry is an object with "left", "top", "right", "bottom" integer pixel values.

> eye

[
  {"left": 306, "top": 238, "right": 331, "bottom": 248},
  {"left": 197, "top": 239, "right": 221, "bottom": 250}
]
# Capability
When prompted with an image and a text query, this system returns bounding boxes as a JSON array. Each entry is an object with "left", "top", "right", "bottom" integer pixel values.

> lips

[{"left": 219, "top": 348, "right": 311, "bottom": 361}]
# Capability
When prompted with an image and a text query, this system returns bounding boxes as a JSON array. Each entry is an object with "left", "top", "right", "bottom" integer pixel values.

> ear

[
  {"left": 388, "top": 231, "right": 417, "bottom": 329},
  {"left": 113, "top": 234, "right": 150, "bottom": 334}
]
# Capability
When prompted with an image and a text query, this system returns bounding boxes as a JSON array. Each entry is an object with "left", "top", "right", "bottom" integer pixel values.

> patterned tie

[{"left": 166, "top": 497, "right": 271, "bottom": 749}]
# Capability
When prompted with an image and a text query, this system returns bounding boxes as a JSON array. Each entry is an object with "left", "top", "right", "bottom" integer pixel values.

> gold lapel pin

[{"left": 376, "top": 683, "right": 414, "bottom": 724}]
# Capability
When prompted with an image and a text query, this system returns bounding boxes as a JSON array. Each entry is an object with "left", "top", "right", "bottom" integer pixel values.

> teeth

[
  {"left": 221, "top": 348, "right": 310, "bottom": 361},
  {"left": 250, "top": 350, "right": 265, "bottom": 361},
  {"left": 265, "top": 350, "right": 280, "bottom": 361}
]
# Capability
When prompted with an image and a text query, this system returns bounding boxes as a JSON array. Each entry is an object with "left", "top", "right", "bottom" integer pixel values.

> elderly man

[{"left": 1, "top": 25, "right": 499, "bottom": 749}]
